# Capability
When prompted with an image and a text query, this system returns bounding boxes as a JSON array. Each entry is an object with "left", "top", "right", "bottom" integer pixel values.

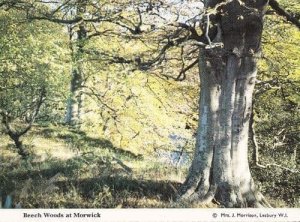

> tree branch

[
  {"left": 83, "top": 86, "right": 117, "bottom": 113},
  {"left": 269, "top": 0, "right": 300, "bottom": 29},
  {"left": 256, "top": 162, "right": 299, "bottom": 174},
  {"left": 176, "top": 59, "right": 198, "bottom": 81},
  {"left": 250, "top": 100, "right": 299, "bottom": 174},
  {"left": 27, "top": 15, "right": 83, "bottom": 24}
]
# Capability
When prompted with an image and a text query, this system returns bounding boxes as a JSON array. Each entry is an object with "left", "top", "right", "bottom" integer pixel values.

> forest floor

[
  {"left": 0, "top": 124, "right": 194, "bottom": 208},
  {"left": 0, "top": 124, "right": 298, "bottom": 208}
]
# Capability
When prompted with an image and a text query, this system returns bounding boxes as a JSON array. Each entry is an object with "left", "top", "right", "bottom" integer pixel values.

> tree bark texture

[
  {"left": 65, "top": 2, "right": 87, "bottom": 126},
  {"left": 65, "top": 67, "right": 84, "bottom": 126},
  {"left": 1, "top": 88, "right": 45, "bottom": 159},
  {"left": 179, "top": 0, "right": 270, "bottom": 207},
  {"left": 11, "top": 134, "right": 28, "bottom": 158}
]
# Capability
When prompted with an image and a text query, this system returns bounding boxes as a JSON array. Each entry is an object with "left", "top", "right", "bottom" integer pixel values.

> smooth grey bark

[
  {"left": 65, "top": 3, "right": 87, "bottom": 126},
  {"left": 179, "top": 0, "right": 270, "bottom": 207},
  {"left": 65, "top": 66, "right": 84, "bottom": 126}
]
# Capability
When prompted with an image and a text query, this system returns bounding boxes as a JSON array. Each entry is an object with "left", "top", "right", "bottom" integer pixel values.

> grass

[
  {"left": 0, "top": 124, "right": 194, "bottom": 208},
  {"left": 0, "top": 124, "right": 298, "bottom": 208}
]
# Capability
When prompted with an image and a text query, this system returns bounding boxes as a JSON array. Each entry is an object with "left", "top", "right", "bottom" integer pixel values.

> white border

[{"left": 0, "top": 208, "right": 299, "bottom": 222}]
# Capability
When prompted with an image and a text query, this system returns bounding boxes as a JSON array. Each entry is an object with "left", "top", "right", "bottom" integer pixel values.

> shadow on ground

[
  {"left": 38, "top": 126, "right": 143, "bottom": 160},
  {"left": 0, "top": 149, "right": 180, "bottom": 208}
]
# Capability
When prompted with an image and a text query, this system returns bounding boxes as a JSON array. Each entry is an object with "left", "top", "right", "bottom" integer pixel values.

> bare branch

[
  {"left": 18, "top": 87, "right": 46, "bottom": 137},
  {"left": 27, "top": 15, "right": 83, "bottom": 24},
  {"left": 269, "top": 0, "right": 300, "bottom": 29},
  {"left": 176, "top": 59, "right": 198, "bottom": 81},
  {"left": 83, "top": 86, "right": 117, "bottom": 113},
  {"left": 255, "top": 163, "right": 299, "bottom": 174}
]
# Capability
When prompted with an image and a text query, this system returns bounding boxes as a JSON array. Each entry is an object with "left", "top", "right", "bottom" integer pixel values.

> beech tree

[
  {"left": 127, "top": 0, "right": 299, "bottom": 207},
  {"left": 175, "top": 0, "right": 300, "bottom": 207},
  {"left": 54, "top": 0, "right": 298, "bottom": 207},
  {"left": 1, "top": 0, "right": 298, "bottom": 208},
  {"left": 176, "top": 0, "right": 270, "bottom": 207},
  {"left": 64, "top": 1, "right": 88, "bottom": 126}
]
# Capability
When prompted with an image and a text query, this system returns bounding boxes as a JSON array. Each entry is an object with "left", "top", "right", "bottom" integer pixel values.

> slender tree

[
  {"left": 0, "top": 88, "right": 45, "bottom": 158},
  {"left": 0, "top": 8, "right": 67, "bottom": 158}
]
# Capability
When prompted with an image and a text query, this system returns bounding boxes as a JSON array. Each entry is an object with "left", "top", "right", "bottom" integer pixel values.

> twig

[
  {"left": 205, "top": 14, "right": 212, "bottom": 47},
  {"left": 250, "top": 102, "right": 299, "bottom": 174},
  {"left": 256, "top": 163, "right": 299, "bottom": 174},
  {"left": 269, "top": 0, "right": 300, "bottom": 29}
]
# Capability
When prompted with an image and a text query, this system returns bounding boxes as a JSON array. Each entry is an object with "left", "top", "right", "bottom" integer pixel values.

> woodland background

[{"left": 0, "top": 0, "right": 299, "bottom": 208}]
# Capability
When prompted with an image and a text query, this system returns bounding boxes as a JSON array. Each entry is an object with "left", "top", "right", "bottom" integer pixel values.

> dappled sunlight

[
  {"left": 0, "top": 0, "right": 299, "bottom": 209},
  {"left": 31, "top": 137, "right": 77, "bottom": 161},
  {"left": 0, "top": 125, "right": 187, "bottom": 208}
]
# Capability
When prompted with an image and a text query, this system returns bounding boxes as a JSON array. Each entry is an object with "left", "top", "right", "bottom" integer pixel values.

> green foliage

[
  {"left": 0, "top": 9, "right": 70, "bottom": 126},
  {"left": 0, "top": 0, "right": 299, "bottom": 208},
  {"left": 250, "top": 12, "right": 300, "bottom": 207}
]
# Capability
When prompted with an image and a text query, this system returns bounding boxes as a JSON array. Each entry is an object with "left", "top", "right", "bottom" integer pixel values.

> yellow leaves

[
  {"left": 79, "top": 60, "right": 197, "bottom": 153},
  {"left": 260, "top": 14, "right": 300, "bottom": 82},
  {"left": 0, "top": 2, "right": 200, "bottom": 157}
]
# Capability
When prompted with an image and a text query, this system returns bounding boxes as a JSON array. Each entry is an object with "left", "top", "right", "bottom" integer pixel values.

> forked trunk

[{"left": 179, "top": 0, "right": 270, "bottom": 207}]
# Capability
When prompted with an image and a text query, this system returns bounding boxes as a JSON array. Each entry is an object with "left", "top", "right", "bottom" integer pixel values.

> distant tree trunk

[
  {"left": 65, "top": 3, "right": 87, "bottom": 126},
  {"left": 65, "top": 67, "right": 84, "bottom": 126},
  {"left": 179, "top": 0, "right": 270, "bottom": 207}
]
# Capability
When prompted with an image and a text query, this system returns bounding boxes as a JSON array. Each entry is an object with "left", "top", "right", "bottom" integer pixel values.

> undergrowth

[
  {"left": 0, "top": 125, "right": 192, "bottom": 208},
  {"left": 0, "top": 124, "right": 299, "bottom": 208}
]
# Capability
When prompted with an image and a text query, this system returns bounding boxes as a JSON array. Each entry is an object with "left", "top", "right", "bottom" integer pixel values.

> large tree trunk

[{"left": 179, "top": 0, "right": 270, "bottom": 207}]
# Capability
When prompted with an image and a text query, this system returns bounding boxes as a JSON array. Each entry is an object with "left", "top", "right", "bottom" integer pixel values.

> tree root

[
  {"left": 178, "top": 184, "right": 272, "bottom": 208},
  {"left": 253, "top": 192, "right": 272, "bottom": 208}
]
